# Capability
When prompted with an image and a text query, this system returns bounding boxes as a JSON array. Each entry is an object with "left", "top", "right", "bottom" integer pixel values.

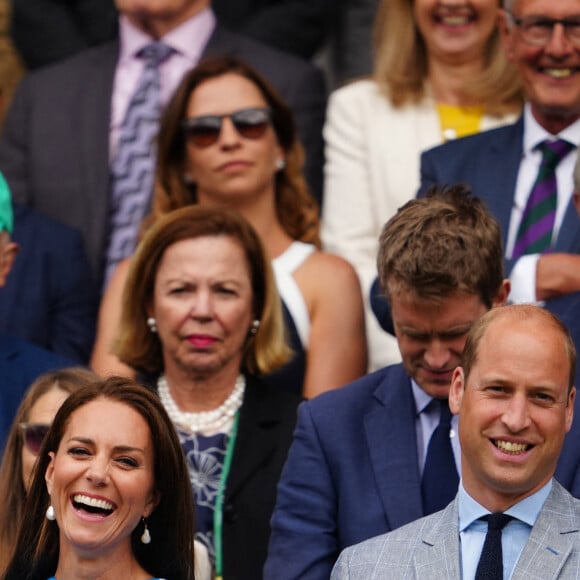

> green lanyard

[{"left": 213, "top": 411, "right": 240, "bottom": 580}]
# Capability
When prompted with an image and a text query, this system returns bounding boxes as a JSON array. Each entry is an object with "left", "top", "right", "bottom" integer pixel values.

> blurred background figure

[
  {"left": 0, "top": 0, "right": 24, "bottom": 126},
  {"left": 0, "top": 171, "right": 97, "bottom": 365},
  {"left": 213, "top": 0, "right": 335, "bottom": 60},
  {"left": 0, "top": 197, "right": 98, "bottom": 364},
  {"left": 115, "top": 205, "right": 301, "bottom": 578},
  {"left": 92, "top": 56, "right": 367, "bottom": 398},
  {"left": 419, "top": 0, "right": 580, "bottom": 308},
  {"left": 322, "top": 0, "right": 523, "bottom": 371},
  {"left": 0, "top": 367, "right": 97, "bottom": 575},
  {"left": 11, "top": 0, "right": 117, "bottom": 70},
  {"left": 329, "top": 0, "right": 379, "bottom": 86},
  {"left": 0, "top": 174, "right": 77, "bottom": 449},
  {"left": 0, "top": 0, "right": 326, "bottom": 291},
  {"left": 4, "top": 377, "right": 197, "bottom": 580}
]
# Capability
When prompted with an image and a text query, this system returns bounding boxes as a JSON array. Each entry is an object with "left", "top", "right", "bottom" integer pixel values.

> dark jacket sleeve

[{"left": 11, "top": 0, "right": 117, "bottom": 69}]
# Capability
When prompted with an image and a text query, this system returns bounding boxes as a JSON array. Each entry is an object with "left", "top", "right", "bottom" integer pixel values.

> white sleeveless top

[{"left": 272, "top": 241, "right": 315, "bottom": 348}]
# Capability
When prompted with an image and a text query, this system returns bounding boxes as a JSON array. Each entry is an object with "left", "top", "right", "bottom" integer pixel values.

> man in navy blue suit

[
  {"left": 0, "top": 175, "right": 73, "bottom": 453},
  {"left": 264, "top": 186, "right": 513, "bottom": 579},
  {"left": 419, "top": 0, "right": 580, "bottom": 305}
]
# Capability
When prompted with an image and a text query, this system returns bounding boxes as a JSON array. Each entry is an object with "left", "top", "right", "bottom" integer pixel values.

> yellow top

[{"left": 437, "top": 103, "right": 484, "bottom": 141}]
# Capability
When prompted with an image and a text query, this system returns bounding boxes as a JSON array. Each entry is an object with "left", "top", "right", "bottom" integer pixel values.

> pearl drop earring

[
  {"left": 46, "top": 505, "right": 56, "bottom": 521},
  {"left": 141, "top": 517, "right": 151, "bottom": 544},
  {"left": 147, "top": 317, "right": 158, "bottom": 333},
  {"left": 249, "top": 319, "right": 260, "bottom": 336}
]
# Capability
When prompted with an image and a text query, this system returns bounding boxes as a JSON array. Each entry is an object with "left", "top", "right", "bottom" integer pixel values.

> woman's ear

[
  {"left": 144, "top": 489, "right": 161, "bottom": 518},
  {"left": 45, "top": 451, "right": 56, "bottom": 495}
]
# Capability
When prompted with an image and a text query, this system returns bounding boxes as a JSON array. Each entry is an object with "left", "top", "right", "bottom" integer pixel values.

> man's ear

[
  {"left": 497, "top": 9, "right": 516, "bottom": 61},
  {"left": 449, "top": 366, "right": 465, "bottom": 415},
  {"left": 493, "top": 279, "right": 511, "bottom": 307},
  {"left": 0, "top": 240, "right": 18, "bottom": 287}
]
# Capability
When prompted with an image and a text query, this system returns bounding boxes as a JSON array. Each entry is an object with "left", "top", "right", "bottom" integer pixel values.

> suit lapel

[
  {"left": 79, "top": 42, "right": 119, "bottom": 260},
  {"left": 414, "top": 501, "right": 461, "bottom": 577},
  {"left": 225, "top": 377, "right": 281, "bottom": 498},
  {"left": 555, "top": 198, "right": 580, "bottom": 253},
  {"left": 201, "top": 25, "right": 238, "bottom": 58},
  {"left": 476, "top": 118, "right": 524, "bottom": 243},
  {"left": 365, "top": 366, "right": 424, "bottom": 530},
  {"left": 512, "top": 482, "right": 580, "bottom": 579}
]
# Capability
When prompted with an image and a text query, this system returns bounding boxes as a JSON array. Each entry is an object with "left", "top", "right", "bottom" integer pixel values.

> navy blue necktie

[
  {"left": 421, "top": 399, "right": 459, "bottom": 515},
  {"left": 475, "top": 513, "right": 513, "bottom": 580}
]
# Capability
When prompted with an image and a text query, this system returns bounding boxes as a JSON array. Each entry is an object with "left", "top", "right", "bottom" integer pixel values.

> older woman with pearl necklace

[{"left": 115, "top": 205, "right": 301, "bottom": 580}]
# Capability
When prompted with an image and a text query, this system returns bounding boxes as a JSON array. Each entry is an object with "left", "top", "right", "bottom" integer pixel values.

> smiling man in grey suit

[{"left": 333, "top": 304, "right": 580, "bottom": 580}]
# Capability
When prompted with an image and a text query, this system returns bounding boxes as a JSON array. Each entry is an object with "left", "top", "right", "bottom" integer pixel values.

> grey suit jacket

[
  {"left": 332, "top": 481, "right": 580, "bottom": 579},
  {"left": 0, "top": 23, "right": 326, "bottom": 284}
]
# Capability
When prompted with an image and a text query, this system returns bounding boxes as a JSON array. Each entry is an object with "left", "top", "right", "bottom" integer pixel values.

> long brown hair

[
  {"left": 0, "top": 368, "right": 97, "bottom": 575},
  {"left": 146, "top": 55, "right": 321, "bottom": 247},
  {"left": 3, "top": 377, "right": 196, "bottom": 580}
]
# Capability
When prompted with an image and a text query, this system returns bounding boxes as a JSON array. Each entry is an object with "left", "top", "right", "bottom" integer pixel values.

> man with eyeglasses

[{"left": 419, "top": 0, "right": 580, "bottom": 308}]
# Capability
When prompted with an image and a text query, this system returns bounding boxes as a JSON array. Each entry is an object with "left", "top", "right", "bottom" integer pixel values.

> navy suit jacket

[
  {"left": 0, "top": 24, "right": 326, "bottom": 285},
  {"left": 419, "top": 116, "right": 580, "bottom": 275},
  {"left": 0, "top": 204, "right": 98, "bottom": 363},
  {"left": 265, "top": 362, "right": 580, "bottom": 580},
  {"left": 0, "top": 334, "right": 74, "bottom": 454},
  {"left": 265, "top": 364, "right": 423, "bottom": 579}
]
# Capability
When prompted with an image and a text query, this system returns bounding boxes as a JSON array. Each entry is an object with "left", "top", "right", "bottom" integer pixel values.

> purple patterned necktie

[
  {"left": 104, "top": 41, "right": 174, "bottom": 287},
  {"left": 512, "top": 139, "right": 575, "bottom": 259}
]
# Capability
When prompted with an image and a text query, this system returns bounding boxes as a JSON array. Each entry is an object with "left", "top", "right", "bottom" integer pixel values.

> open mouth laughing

[{"left": 72, "top": 494, "right": 116, "bottom": 517}]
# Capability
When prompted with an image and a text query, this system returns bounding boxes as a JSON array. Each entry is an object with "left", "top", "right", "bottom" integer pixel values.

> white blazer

[{"left": 321, "top": 79, "right": 518, "bottom": 371}]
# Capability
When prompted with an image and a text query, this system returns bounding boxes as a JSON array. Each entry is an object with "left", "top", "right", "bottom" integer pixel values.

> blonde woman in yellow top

[{"left": 322, "top": 0, "right": 523, "bottom": 371}]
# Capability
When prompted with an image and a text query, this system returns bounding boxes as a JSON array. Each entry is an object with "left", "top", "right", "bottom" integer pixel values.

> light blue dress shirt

[
  {"left": 458, "top": 479, "right": 552, "bottom": 579},
  {"left": 412, "top": 380, "right": 461, "bottom": 476}
]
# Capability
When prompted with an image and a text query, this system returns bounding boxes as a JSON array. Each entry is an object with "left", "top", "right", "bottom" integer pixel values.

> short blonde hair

[{"left": 116, "top": 206, "right": 292, "bottom": 377}]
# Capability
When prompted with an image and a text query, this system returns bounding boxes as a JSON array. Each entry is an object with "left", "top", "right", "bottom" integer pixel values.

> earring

[
  {"left": 141, "top": 517, "right": 151, "bottom": 544},
  {"left": 46, "top": 505, "right": 56, "bottom": 521},
  {"left": 146, "top": 317, "right": 158, "bottom": 333},
  {"left": 249, "top": 319, "right": 260, "bottom": 336},
  {"left": 275, "top": 158, "right": 286, "bottom": 171}
]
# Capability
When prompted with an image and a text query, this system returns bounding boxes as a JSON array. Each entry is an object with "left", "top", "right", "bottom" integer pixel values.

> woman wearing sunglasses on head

[
  {"left": 91, "top": 55, "right": 367, "bottom": 399},
  {"left": 0, "top": 367, "right": 97, "bottom": 575}
]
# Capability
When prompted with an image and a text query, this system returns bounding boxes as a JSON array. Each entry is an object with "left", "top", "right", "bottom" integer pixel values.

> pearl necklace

[{"left": 158, "top": 374, "right": 246, "bottom": 433}]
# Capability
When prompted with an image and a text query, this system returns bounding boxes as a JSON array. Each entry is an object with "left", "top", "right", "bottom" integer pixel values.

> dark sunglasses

[
  {"left": 19, "top": 422, "right": 50, "bottom": 455},
  {"left": 181, "top": 107, "right": 272, "bottom": 148}
]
